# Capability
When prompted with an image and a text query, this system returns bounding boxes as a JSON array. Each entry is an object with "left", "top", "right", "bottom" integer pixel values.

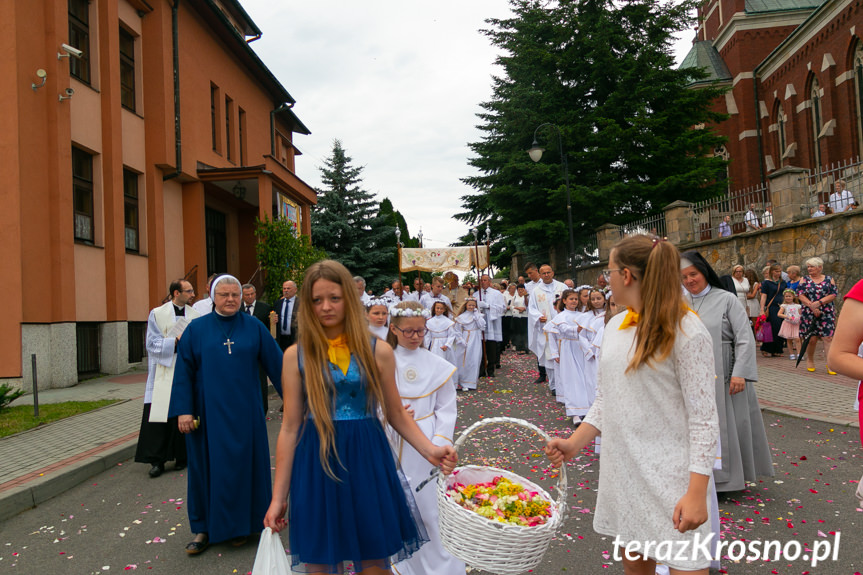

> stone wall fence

[{"left": 550, "top": 166, "right": 863, "bottom": 300}]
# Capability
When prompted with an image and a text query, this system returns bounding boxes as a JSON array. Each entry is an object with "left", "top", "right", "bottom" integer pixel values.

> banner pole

[
  {"left": 473, "top": 234, "right": 487, "bottom": 376},
  {"left": 397, "top": 246, "right": 403, "bottom": 288}
]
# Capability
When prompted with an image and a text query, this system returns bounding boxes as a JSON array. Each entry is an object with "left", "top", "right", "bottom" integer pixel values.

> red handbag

[{"left": 754, "top": 315, "right": 773, "bottom": 343}]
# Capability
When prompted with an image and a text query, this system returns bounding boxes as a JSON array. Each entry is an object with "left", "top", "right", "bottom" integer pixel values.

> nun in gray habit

[{"left": 681, "top": 251, "right": 774, "bottom": 492}]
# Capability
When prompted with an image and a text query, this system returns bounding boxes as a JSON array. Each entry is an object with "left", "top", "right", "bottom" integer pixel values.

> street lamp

[{"left": 528, "top": 123, "right": 575, "bottom": 277}]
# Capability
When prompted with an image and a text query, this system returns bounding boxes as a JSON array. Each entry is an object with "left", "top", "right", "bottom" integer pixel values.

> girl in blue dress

[{"left": 264, "top": 260, "right": 457, "bottom": 574}]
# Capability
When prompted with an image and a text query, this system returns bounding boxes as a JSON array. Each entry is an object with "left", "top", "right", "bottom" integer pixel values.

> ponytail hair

[{"left": 612, "top": 235, "right": 687, "bottom": 373}]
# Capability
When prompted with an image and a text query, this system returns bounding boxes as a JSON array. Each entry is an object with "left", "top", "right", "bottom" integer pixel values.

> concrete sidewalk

[
  {"left": 0, "top": 347, "right": 858, "bottom": 522},
  {"left": 0, "top": 368, "right": 147, "bottom": 521}
]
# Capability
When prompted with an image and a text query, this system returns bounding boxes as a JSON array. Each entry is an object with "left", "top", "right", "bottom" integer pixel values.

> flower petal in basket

[{"left": 438, "top": 465, "right": 565, "bottom": 575}]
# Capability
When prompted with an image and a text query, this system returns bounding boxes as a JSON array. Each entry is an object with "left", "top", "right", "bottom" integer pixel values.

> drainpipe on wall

[
  {"left": 164, "top": 0, "right": 183, "bottom": 181},
  {"left": 270, "top": 102, "right": 293, "bottom": 157}
]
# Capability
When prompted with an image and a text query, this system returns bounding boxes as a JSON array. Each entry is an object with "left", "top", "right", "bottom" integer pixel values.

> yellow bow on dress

[
  {"left": 618, "top": 309, "right": 640, "bottom": 330},
  {"left": 327, "top": 334, "right": 351, "bottom": 375},
  {"left": 618, "top": 306, "right": 697, "bottom": 330}
]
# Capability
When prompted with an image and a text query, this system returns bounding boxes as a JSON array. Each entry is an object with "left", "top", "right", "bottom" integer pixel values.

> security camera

[
  {"left": 58, "top": 43, "right": 83, "bottom": 59},
  {"left": 65, "top": 88, "right": 75, "bottom": 96}
]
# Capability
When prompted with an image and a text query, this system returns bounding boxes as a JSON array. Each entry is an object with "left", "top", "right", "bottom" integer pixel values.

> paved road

[{"left": 1, "top": 351, "right": 861, "bottom": 574}]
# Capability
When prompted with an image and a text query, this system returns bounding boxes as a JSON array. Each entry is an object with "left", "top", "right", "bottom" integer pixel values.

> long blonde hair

[
  {"left": 298, "top": 260, "right": 387, "bottom": 479},
  {"left": 612, "top": 235, "right": 687, "bottom": 373}
]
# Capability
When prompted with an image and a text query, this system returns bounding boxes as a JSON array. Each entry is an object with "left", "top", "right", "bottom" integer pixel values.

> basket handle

[{"left": 450, "top": 416, "right": 568, "bottom": 510}]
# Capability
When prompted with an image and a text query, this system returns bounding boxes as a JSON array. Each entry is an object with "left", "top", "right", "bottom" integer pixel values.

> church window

[
  {"left": 776, "top": 102, "right": 786, "bottom": 166},
  {"left": 854, "top": 44, "right": 863, "bottom": 158},
  {"left": 810, "top": 77, "right": 823, "bottom": 170}
]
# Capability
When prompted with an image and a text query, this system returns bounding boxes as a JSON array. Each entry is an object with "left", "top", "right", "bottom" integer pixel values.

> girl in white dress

[
  {"left": 572, "top": 285, "right": 594, "bottom": 331},
  {"left": 366, "top": 298, "right": 390, "bottom": 341},
  {"left": 545, "top": 290, "right": 591, "bottom": 420},
  {"left": 546, "top": 235, "right": 719, "bottom": 575},
  {"left": 454, "top": 298, "right": 486, "bottom": 391},
  {"left": 387, "top": 301, "right": 466, "bottom": 575},
  {"left": 424, "top": 301, "right": 463, "bottom": 383},
  {"left": 576, "top": 289, "right": 607, "bottom": 423},
  {"left": 777, "top": 289, "right": 802, "bottom": 359}
]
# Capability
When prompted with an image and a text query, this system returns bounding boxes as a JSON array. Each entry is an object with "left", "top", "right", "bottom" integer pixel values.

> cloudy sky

[{"left": 240, "top": 1, "right": 696, "bottom": 248}]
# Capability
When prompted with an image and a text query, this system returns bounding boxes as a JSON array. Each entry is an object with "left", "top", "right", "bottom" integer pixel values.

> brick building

[
  {"left": 1, "top": 0, "right": 317, "bottom": 389},
  {"left": 680, "top": 0, "right": 863, "bottom": 192}
]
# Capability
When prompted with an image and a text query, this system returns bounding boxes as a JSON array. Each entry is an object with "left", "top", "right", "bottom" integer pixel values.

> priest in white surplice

[
  {"left": 420, "top": 276, "right": 453, "bottom": 311},
  {"left": 527, "top": 264, "right": 567, "bottom": 393},
  {"left": 476, "top": 274, "right": 506, "bottom": 377},
  {"left": 522, "top": 262, "right": 547, "bottom": 383},
  {"left": 134, "top": 279, "right": 199, "bottom": 478}
]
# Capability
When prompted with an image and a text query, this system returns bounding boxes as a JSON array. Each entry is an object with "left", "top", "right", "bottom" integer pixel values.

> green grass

[{"left": 0, "top": 400, "right": 121, "bottom": 438}]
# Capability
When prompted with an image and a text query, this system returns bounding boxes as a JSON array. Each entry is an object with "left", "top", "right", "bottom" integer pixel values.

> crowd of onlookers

[
  {"left": 718, "top": 180, "right": 858, "bottom": 238},
  {"left": 721, "top": 257, "right": 839, "bottom": 372}
]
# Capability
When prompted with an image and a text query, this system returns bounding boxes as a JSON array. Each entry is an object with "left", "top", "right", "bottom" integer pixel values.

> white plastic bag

[{"left": 251, "top": 527, "right": 291, "bottom": 575}]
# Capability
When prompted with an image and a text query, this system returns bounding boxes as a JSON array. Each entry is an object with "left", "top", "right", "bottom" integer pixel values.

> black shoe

[
  {"left": 174, "top": 461, "right": 187, "bottom": 471},
  {"left": 533, "top": 376, "right": 547, "bottom": 384},
  {"left": 185, "top": 534, "right": 209, "bottom": 555},
  {"left": 148, "top": 463, "right": 164, "bottom": 478},
  {"left": 231, "top": 536, "right": 248, "bottom": 547}
]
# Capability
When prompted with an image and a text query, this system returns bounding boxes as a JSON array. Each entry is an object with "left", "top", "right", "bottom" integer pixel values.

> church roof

[
  {"left": 678, "top": 41, "right": 732, "bottom": 85},
  {"left": 745, "top": 0, "right": 825, "bottom": 13}
]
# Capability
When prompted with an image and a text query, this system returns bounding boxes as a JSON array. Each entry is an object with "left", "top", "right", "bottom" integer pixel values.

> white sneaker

[
  {"left": 789, "top": 354, "right": 797, "bottom": 360},
  {"left": 572, "top": 416, "right": 582, "bottom": 426}
]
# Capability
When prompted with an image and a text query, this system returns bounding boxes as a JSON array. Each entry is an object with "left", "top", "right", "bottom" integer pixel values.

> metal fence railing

[
  {"left": 572, "top": 236, "right": 600, "bottom": 268},
  {"left": 690, "top": 185, "right": 771, "bottom": 241},
  {"left": 800, "top": 156, "right": 863, "bottom": 215},
  {"left": 617, "top": 213, "right": 667, "bottom": 239}
]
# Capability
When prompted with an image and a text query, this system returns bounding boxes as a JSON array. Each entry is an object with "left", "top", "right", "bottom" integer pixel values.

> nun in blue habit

[{"left": 169, "top": 274, "right": 283, "bottom": 554}]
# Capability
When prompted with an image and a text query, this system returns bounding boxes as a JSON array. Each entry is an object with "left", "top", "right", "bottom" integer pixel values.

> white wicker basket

[{"left": 437, "top": 416, "right": 567, "bottom": 575}]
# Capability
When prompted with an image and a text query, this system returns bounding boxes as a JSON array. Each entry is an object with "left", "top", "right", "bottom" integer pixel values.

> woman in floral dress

[{"left": 796, "top": 257, "right": 839, "bottom": 374}]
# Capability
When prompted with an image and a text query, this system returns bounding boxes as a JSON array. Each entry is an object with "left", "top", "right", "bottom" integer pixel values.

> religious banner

[
  {"left": 399, "top": 246, "right": 489, "bottom": 272},
  {"left": 277, "top": 192, "right": 300, "bottom": 236}
]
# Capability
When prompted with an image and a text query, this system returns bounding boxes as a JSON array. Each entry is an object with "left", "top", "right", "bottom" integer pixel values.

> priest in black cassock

[
  {"left": 168, "top": 274, "right": 283, "bottom": 554},
  {"left": 135, "top": 279, "right": 198, "bottom": 478}
]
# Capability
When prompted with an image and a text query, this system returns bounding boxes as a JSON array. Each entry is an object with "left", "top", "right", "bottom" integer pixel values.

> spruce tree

[
  {"left": 311, "top": 140, "right": 393, "bottom": 282},
  {"left": 458, "top": 0, "right": 728, "bottom": 259}
]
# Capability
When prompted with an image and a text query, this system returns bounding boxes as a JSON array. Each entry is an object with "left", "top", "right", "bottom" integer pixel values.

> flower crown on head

[
  {"left": 576, "top": 284, "right": 592, "bottom": 292},
  {"left": 389, "top": 307, "right": 431, "bottom": 319},
  {"left": 366, "top": 298, "right": 389, "bottom": 309}
]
